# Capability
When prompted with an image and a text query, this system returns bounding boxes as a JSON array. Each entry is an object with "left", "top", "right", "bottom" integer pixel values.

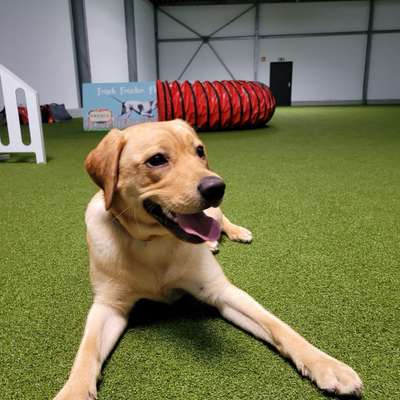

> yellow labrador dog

[{"left": 54, "top": 119, "right": 362, "bottom": 399}]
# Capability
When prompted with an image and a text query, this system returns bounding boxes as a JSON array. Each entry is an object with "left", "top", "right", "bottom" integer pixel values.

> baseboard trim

[
  {"left": 67, "top": 101, "right": 400, "bottom": 117},
  {"left": 292, "top": 100, "right": 400, "bottom": 106},
  {"left": 366, "top": 99, "right": 400, "bottom": 105},
  {"left": 292, "top": 100, "right": 362, "bottom": 106}
]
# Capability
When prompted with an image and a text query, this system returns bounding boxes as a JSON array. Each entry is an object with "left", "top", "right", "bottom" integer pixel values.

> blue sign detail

[{"left": 82, "top": 81, "right": 157, "bottom": 130}]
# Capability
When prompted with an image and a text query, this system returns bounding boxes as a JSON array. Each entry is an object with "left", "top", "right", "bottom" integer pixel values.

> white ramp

[{"left": 0, "top": 64, "right": 46, "bottom": 163}]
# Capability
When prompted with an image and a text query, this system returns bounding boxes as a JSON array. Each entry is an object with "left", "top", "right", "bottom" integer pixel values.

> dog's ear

[{"left": 85, "top": 129, "right": 125, "bottom": 210}]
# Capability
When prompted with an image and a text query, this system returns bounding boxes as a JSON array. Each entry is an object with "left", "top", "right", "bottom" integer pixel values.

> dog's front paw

[
  {"left": 226, "top": 225, "right": 253, "bottom": 243},
  {"left": 303, "top": 353, "right": 363, "bottom": 396},
  {"left": 206, "top": 240, "right": 220, "bottom": 253},
  {"left": 53, "top": 383, "right": 97, "bottom": 400}
]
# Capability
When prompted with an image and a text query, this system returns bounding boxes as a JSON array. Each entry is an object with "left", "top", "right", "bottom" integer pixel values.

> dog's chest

[{"left": 124, "top": 238, "right": 191, "bottom": 300}]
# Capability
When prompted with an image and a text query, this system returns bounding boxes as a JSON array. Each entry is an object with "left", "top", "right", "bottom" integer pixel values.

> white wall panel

[
  {"left": 374, "top": 0, "right": 400, "bottom": 30},
  {"left": 0, "top": 0, "right": 79, "bottom": 109},
  {"left": 159, "top": 38, "right": 254, "bottom": 82},
  {"left": 158, "top": 5, "right": 256, "bottom": 82},
  {"left": 159, "top": 41, "right": 202, "bottom": 80},
  {"left": 134, "top": 0, "right": 157, "bottom": 81},
  {"left": 179, "top": 45, "right": 232, "bottom": 81},
  {"left": 212, "top": 40, "right": 254, "bottom": 80},
  {"left": 160, "top": 5, "right": 252, "bottom": 37},
  {"left": 1, "top": 0, "right": 397, "bottom": 111},
  {"left": 213, "top": 7, "right": 255, "bottom": 37},
  {"left": 368, "top": 33, "right": 400, "bottom": 100},
  {"left": 260, "top": 1, "right": 369, "bottom": 35},
  {"left": 259, "top": 35, "right": 366, "bottom": 102},
  {"left": 158, "top": 10, "right": 198, "bottom": 39},
  {"left": 85, "top": 0, "right": 129, "bottom": 83}
]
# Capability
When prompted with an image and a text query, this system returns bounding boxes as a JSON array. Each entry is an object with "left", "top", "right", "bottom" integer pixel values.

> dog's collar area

[
  {"left": 142, "top": 199, "right": 220, "bottom": 244},
  {"left": 111, "top": 216, "right": 124, "bottom": 231}
]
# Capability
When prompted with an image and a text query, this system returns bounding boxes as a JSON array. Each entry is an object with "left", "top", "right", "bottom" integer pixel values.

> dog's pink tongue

[{"left": 176, "top": 212, "right": 221, "bottom": 242}]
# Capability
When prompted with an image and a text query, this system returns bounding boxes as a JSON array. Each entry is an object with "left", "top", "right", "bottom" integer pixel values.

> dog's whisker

[
  {"left": 131, "top": 203, "right": 144, "bottom": 237},
  {"left": 164, "top": 206, "right": 177, "bottom": 221},
  {"left": 112, "top": 206, "right": 132, "bottom": 222}
]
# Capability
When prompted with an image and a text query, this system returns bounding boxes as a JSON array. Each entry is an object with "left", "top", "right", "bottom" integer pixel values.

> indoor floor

[{"left": 1, "top": 106, "right": 399, "bottom": 399}]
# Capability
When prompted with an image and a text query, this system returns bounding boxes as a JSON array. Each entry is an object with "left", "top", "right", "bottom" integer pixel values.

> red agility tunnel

[{"left": 157, "top": 80, "right": 276, "bottom": 130}]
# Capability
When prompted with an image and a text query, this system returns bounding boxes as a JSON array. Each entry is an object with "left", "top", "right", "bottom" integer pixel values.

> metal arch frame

[
  {"left": 155, "top": 1, "right": 400, "bottom": 102},
  {"left": 362, "top": 0, "right": 374, "bottom": 105},
  {"left": 157, "top": 4, "right": 256, "bottom": 80}
]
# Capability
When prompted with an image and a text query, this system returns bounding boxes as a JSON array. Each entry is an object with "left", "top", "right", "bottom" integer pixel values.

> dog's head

[{"left": 85, "top": 119, "right": 224, "bottom": 243}]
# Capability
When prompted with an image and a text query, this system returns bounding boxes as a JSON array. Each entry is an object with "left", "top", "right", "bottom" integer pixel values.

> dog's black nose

[{"left": 198, "top": 176, "right": 225, "bottom": 207}]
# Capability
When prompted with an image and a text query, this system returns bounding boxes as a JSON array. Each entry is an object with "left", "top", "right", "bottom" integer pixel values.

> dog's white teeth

[{"left": 164, "top": 209, "right": 177, "bottom": 221}]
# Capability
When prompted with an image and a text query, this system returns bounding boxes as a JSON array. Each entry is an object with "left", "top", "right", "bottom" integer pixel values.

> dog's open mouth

[{"left": 143, "top": 199, "right": 221, "bottom": 244}]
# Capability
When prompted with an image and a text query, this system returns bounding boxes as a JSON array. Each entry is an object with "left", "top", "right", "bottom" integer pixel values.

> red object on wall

[{"left": 157, "top": 80, "right": 276, "bottom": 130}]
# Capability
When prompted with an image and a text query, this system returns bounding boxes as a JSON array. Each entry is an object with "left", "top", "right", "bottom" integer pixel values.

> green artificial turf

[{"left": 0, "top": 106, "right": 399, "bottom": 399}]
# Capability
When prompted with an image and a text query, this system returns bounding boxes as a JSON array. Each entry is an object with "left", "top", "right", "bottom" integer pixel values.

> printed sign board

[{"left": 82, "top": 81, "right": 157, "bottom": 130}]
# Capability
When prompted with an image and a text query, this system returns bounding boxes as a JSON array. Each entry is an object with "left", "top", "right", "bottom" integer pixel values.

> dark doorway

[{"left": 269, "top": 62, "right": 293, "bottom": 106}]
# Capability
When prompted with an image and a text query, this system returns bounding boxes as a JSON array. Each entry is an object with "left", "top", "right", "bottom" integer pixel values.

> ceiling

[{"left": 151, "top": 0, "right": 364, "bottom": 6}]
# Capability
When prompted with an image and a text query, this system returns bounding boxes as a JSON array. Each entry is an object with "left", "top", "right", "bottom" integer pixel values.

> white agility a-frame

[{"left": 0, "top": 64, "right": 46, "bottom": 163}]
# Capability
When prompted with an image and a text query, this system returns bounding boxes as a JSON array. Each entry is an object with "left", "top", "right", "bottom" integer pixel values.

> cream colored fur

[{"left": 54, "top": 120, "right": 362, "bottom": 399}]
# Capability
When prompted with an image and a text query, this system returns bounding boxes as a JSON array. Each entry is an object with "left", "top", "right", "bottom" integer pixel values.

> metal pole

[
  {"left": 70, "top": 0, "right": 92, "bottom": 106},
  {"left": 158, "top": 37, "right": 204, "bottom": 43},
  {"left": 158, "top": 8, "right": 202, "bottom": 38},
  {"left": 207, "top": 42, "right": 236, "bottom": 79},
  {"left": 177, "top": 42, "right": 204, "bottom": 80},
  {"left": 260, "top": 30, "right": 367, "bottom": 39},
  {"left": 253, "top": 2, "right": 260, "bottom": 81},
  {"left": 125, "top": 0, "right": 138, "bottom": 81},
  {"left": 209, "top": 4, "right": 255, "bottom": 37},
  {"left": 362, "top": 0, "right": 374, "bottom": 105},
  {"left": 158, "top": 28, "right": 400, "bottom": 44},
  {"left": 154, "top": 5, "right": 160, "bottom": 79}
]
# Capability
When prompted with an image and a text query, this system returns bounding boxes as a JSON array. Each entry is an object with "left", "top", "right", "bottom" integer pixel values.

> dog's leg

[
  {"left": 221, "top": 215, "right": 252, "bottom": 243},
  {"left": 204, "top": 208, "right": 252, "bottom": 247},
  {"left": 190, "top": 279, "right": 362, "bottom": 396},
  {"left": 206, "top": 240, "right": 220, "bottom": 253},
  {"left": 54, "top": 302, "right": 131, "bottom": 400}
]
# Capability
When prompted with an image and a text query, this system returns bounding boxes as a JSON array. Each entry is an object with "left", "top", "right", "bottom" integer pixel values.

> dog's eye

[
  {"left": 146, "top": 153, "right": 168, "bottom": 167},
  {"left": 196, "top": 145, "right": 205, "bottom": 158}
]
